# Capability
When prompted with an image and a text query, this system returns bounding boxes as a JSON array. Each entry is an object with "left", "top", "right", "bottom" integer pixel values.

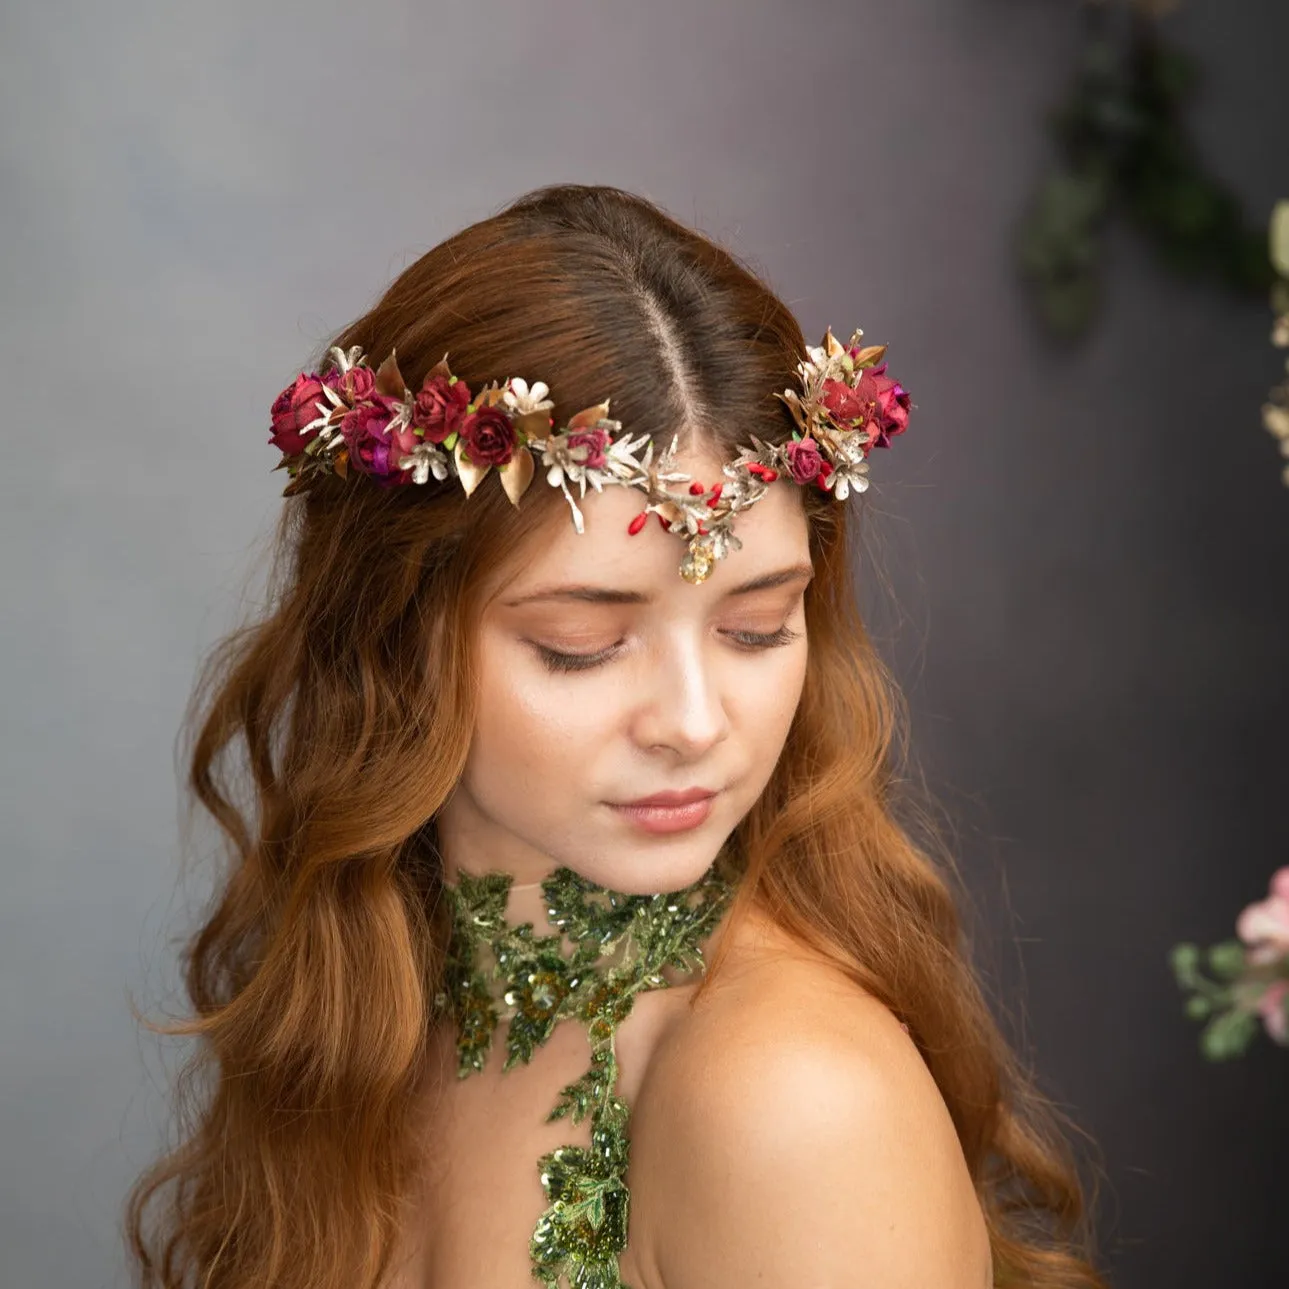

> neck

[{"left": 433, "top": 855, "right": 741, "bottom": 1073}]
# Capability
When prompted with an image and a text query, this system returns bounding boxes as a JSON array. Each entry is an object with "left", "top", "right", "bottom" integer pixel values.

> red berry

[
  {"left": 688, "top": 481, "right": 705, "bottom": 495},
  {"left": 627, "top": 512, "right": 647, "bottom": 535}
]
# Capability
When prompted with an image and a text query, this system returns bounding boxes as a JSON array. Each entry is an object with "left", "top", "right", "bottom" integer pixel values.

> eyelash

[{"left": 534, "top": 626, "right": 803, "bottom": 674}]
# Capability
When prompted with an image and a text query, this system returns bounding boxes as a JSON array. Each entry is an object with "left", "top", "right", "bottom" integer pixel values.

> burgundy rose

[
  {"left": 784, "top": 437, "right": 825, "bottom": 486},
  {"left": 566, "top": 428, "right": 610, "bottom": 471},
  {"left": 269, "top": 372, "right": 327, "bottom": 455},
  {"left": 338, "top": 396, "right": 402, "bottom": 476},
  {"left": 323, "top": 364, "right": 376, "bottom": 405},
  {"left": 459, "top": 405, "right": 517, "bottom": 466},
  {"left": 412, "top": 374, "right": 471, "bottom": 444},
  {"left": 819, "top": 376, "right": 868, "bottom": 427},
  {"left": 869, "top": 367, "right": 910, "bottom": 450},
  {"left": 821, "top": 369, "right": 911, "bottom": 452}
]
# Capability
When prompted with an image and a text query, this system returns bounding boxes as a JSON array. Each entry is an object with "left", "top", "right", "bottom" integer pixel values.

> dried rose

[
  {"left": 339, "top": 396, "right": 404, "bottom": 476},
  {"left": 413, "top": 374, "right": 471, "bottom": 444},
  {"left": 823, "top": 367, "right": 911, "bottom": 451},
  {"left": 819, "top": 376, "right": 868, "bottom": 427},
  {"left": 784, "top": 437, "right": 825, "bottom": 486},
  {"left": 566, "top": 428, "right": 610, "bottom": 470},
  {"left": 868, "top": 364, "right": 911, "bottom": 449},
  {"left": 324, "top": 364, "right": 376, "bottom": 404},
  {"left": 459, "top": 404, "right": 517, "bottom": 466},
  {"left": 270, "top": 372, "right": 327, "bottom": 455}
]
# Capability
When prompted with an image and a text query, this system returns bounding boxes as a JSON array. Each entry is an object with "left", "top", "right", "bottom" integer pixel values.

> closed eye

[
  {"left": 532, "top": 626, "right": 801, "bottom": 674},
  {"left": 532, "top": 640, "right": 624, "bottom": 673},
  {"left": 722, "top": 625, "right": 802, "bottom": 650}
]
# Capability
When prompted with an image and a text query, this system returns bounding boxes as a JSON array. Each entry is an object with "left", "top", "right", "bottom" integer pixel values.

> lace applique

[{"left": 432, "top": 861, "right": 739, "bottom": 1289}]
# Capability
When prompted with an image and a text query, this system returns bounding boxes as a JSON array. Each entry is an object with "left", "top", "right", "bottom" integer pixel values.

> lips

[
  {"left": 616, "top": 786, "right": 716, "bottom": 808},
  {"left": 607, "top": 786, "right": 720, "bottom": 836}
]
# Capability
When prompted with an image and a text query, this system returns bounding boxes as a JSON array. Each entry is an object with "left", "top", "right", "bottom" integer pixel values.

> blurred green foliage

[{"left": 1018, "top": 5, "right": 1276, "bottom": 339}]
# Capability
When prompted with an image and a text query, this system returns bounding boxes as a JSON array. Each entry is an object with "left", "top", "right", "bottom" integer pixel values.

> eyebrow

[{"left": 500, "top": 562, "right": 815, "bottom": 607}]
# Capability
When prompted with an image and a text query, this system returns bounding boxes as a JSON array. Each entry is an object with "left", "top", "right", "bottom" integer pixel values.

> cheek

[
  {"left": 465, "top": 638, "right": 621, "bottom": 798},
  {"left": 752, "top": 649, "right": 804, "bottom": 752},
  {"left": 736, "top": 643, "right": 809, "bottom": 763}
]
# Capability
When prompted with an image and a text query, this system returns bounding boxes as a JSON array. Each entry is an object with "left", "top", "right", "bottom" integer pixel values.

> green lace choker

[{"left": 432, "top": 859, "right": 740, "bottom": 1289}]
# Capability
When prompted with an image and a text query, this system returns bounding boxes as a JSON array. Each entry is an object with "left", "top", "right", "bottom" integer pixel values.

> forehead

[{"left": 490, "top": 446, "right": 812, "bottom": 602}]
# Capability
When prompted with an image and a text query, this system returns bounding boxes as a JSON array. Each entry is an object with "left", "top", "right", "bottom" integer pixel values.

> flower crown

[{"left": 268, "top": 327, "right": 911, "bottom": 583}]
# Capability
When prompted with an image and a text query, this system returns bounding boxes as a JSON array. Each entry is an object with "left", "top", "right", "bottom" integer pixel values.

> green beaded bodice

[{"left": 431, "top": 860, "right": 739, "bottom": 1289}]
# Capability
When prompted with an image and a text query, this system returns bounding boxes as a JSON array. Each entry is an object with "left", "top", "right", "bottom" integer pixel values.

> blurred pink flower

[
  {"left": 1235, "top": 865, "right": 1289, "bottom": 966},
  {"left": 1256, "top": 979, "right": 1289, "bottom": 1044}
]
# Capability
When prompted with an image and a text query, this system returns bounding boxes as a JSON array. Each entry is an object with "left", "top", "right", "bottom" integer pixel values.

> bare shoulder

[{"left": 630, "top": 915, "right": 993, "bottom": 1289}]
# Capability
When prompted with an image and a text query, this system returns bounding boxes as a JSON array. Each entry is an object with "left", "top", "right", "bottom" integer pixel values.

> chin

[{"left": 558, "top": 817, "right": 737, "bottom": 896}]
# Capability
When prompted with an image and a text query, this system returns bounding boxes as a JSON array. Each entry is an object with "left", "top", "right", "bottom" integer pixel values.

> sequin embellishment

[{"left": 432, "top": 861, "right": 739, "bottom": 1289}]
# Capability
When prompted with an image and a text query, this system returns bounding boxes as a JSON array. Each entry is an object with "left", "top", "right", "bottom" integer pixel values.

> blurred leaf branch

[
  {"left": 1262, "top": 201, "right": 1289, "bottom": 483},
  {"left": 1017, "top": 0, "right": 1276, "bottom": 339},
  {"left": 1166, "top": 212, "right": 1289, "bottom": 1057}
]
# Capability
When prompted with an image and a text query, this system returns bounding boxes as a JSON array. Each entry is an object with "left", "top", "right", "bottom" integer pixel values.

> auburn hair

[{"left": 126, "top": 182, "right": 1107, "bottom": 1288}]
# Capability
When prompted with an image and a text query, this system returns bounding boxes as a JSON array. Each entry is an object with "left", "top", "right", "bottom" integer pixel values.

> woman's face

[{"left": 435, "top": 447, "right": 812, "bottom": 895}]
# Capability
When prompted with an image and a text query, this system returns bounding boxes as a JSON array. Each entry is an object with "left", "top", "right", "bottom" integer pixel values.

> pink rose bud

[
  {"left": 413, "top": 374, "right": 471, "bottom": 443},
  {"left": 324, "top": 365, "right": 376, "bottom": 404},
  {"left": 785, "top": 437, "right": 825, "bottom": 486},
  {"left": 269, "top": 373, "right": 327, "bottom": 455},
  {"left": 566, "top": 428, "right": 610, "bottom": 471}
]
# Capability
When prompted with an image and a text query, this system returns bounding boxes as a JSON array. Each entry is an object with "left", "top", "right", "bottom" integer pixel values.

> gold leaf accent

[
  {"left": 498, "top": 448, "right": 535, "bottom": 506},
  {"left": 454, "top": 438, "right": 490, "bottom": 497},
  {"left": 814, "top": 425, "right": 843, "bottom": 454},
  {"left": 374, "top": 351, "right": 407, "bottom": 399},
  {"left": 680, "top": 545, "right": 713, "bottom": 583},
  {"left": 775, "top": 389, "right": 809, "bottom": 433},
  {"left": 427, "top": 352, "right": 452, "bottom": 382},
  {"left": 568, "top": 400, "right": 611, "bottom": 430},
  {"left": 333, "top": 449, "right": 349, "bottom": 479},
  {"left": 477, "top": 382, "right": 508, "bottom": 408},
  {"left": 512, "top": 409, "right": 553, "bottom": 439},
  {"left": 854, "top": 343, "right": 887, "bottom": 368},
  {"left": 821, "top": 328, "right": 845, "bottom": 359}
]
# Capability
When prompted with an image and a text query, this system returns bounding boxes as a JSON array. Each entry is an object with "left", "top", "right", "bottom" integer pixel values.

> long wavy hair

[{"left": 126, "top": 183, "right": 1107, "bottom": 1289}]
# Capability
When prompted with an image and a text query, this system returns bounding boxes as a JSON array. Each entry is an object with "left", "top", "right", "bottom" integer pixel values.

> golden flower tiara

[{"left": 268, "top": 327, "right": 911, "bottom": 583}]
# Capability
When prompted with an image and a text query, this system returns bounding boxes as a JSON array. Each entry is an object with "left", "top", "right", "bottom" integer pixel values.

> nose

[{"left": 630, "top": 632, "right": 731, "bottom": 759}]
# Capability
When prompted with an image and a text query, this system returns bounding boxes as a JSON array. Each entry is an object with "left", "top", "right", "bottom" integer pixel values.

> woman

[{"left": 126, "top": 183, "right": 1106, "bottom": 1288}]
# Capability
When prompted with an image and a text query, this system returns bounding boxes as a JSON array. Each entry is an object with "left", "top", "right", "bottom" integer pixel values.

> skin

[
  {"left": 415, "top": 446, "right": 994, "bottom": 1286},
  {"left": 434, "top": 444, "right": 813, "bottom": 937}
]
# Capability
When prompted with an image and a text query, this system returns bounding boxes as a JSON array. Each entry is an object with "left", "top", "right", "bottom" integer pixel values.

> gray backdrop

[{"left": 3, "top": 1, "right": 1287, "bottom": 1285}]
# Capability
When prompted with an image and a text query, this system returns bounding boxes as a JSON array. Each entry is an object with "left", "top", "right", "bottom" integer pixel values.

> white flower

[
  {"left": 399, "top": 443, "right": 449, "bottom": 485},
  {"left": 503, "top": 377, "right": 554, "bottom": 416}
]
